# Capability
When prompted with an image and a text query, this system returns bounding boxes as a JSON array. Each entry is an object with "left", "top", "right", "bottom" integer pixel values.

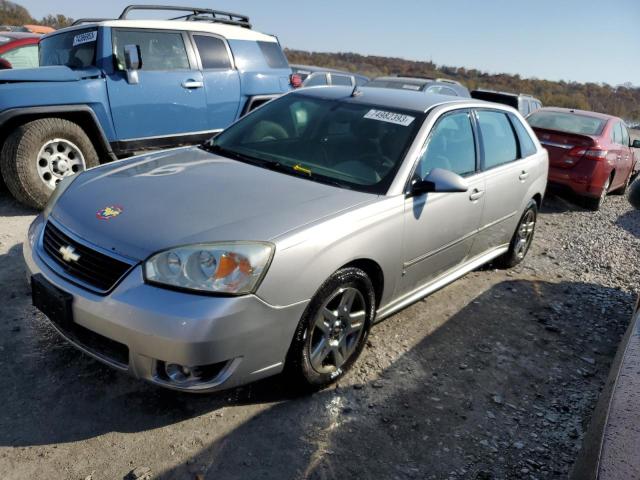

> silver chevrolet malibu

[{"left": 24, "top": 86, "right": 548, "bottom": 392}]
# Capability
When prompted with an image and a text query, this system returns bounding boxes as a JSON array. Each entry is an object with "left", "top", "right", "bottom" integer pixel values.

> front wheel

[
  {"left": 495, "top": 200, "right": 538, "bottom": 269},
  {"left": 0, "top": 118, "right": 99, "bottom": 209},
  {"left": 285, "top": 267, "right": 375, "bottom": 390}
]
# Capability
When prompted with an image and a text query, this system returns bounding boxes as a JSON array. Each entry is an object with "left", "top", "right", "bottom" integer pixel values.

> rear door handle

[
  {"left": 519, "top": 171, "right": 530, "bottom": 181},
  {"left": 469, "top": 189, "right": 484, "bottom": 201},
  {"left": 182, "top": 80, "right": 204, "bottom": 89}
]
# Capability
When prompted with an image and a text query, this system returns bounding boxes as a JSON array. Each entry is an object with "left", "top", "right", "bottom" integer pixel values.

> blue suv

[{"left": 0, "top": 5, "right": 294, "bottom": 208}]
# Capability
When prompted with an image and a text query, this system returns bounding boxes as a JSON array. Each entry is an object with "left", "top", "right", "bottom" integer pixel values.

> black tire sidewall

[
  {"left": 286, "top": 267, "right": 376, "bottom": 390},
  {"left": 1, "top": 118, "right": 99, "bottom": 209}
]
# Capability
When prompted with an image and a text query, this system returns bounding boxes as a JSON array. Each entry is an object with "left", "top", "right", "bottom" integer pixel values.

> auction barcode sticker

[
  {"left": 73, "top": 31, "right": 97, "bottom": 47},
  {"left": 364, "top": 109, "right": 415, "bottom": 127}
]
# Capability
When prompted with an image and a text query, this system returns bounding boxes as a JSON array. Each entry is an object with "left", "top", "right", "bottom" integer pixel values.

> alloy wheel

[
  {"left": 36, "top": 138, "right": 86, "bottom": 190},
  {"left": 308, "top": 286, "right": 366, "bottom": 374},
  {"left": 515, "top": 209, "right": 536, "bottom": 260}
]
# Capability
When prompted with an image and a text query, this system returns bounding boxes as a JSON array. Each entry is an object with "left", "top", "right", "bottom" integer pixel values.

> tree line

[
  {"left": 0, "top": 0, "right": 73, "bottom": 29},
  {"left": 285, "top": 50, "right": 640, "bottom": 125}
]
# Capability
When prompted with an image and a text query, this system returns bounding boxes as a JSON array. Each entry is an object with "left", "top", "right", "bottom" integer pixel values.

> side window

[
  {"left": 477, "top": 110, "right": 518, "bottom": 169},
  {"left": 330, "top": 74, "right": 353, "bottom": 86},
  {"left": 612, "top": 123, "right": 623, "bottom": 145},
  {"left": 193, "top": 35, "right": 231, "bottom": 69},
  {"left": 416, "top": 111, "right": 476, "bottom": 179},
  {"left": 620, "top": 123, "right": 630, "bottom": 147},
  {"left": 304, "top": 73, "right": 328, "bottom": 87},
  {"left": 0, "top": 45, "right": 38, "bottom": 68},
  {"left": 509, "top": 113, "right": 537, "bottom": 158},
  {"left": 113, "top": 30, "right": 189, "bottom": 71},
  {"left": 520, "top": 99, "right": 530, "bottom": 116}
]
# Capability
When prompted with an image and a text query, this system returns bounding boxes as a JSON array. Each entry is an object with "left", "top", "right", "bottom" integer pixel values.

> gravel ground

[{"left": 0, "top": 183, "right": 638, "bottom": 480}]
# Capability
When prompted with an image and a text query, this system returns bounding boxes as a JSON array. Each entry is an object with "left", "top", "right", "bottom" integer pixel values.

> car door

[
  {"left": 106, "top": 29, "right": 208, "bottom": 141},
  {"left": 618, "top": 122, "right": 634, "bottom": 186},
  {"left": 469, "top": 108, "right": 535, "bottom": 255},
  {"left": 190, "top": 33, "right": 241, "bottom": 131},
  {"left": 400, "top": 109, "right": 485, "bottom": 295}
]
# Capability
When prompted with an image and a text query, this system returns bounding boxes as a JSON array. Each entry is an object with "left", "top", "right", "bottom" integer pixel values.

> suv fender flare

[{"left": 0, "top": 105, "right": 117, "bottom": 162}]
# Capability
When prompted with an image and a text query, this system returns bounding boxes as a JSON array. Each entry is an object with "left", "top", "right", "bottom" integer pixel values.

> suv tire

[
  {"left": 1, "top": 118, "right": 99, "bottom": 209},
  {"left": 285, "top": 267, "right": 375, "bottom": 391}
]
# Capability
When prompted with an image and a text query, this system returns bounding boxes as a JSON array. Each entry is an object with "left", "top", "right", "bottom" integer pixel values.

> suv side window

[
  {"left": 330, "top": 74, "right": 353, "bottom": 86},
  {"left": 476, "top": 110, "right": 518, "bottom": 169},
  {"left": 508, "top": 113, "right": 537, "bottom": 158},
  {"left": 416, "top": 110, "right": 476, "bottom": 178},
  {"left": 304, "top": 73, "right": 328, "bottom": 87},
  {"left": 193, "top": 35, "right": 231, "bottom": 69},
  {"left": 113, "top": 29, "right": 190, "bottom": 71},
  {"left": 257, "top": 41, "right": 288, "bottom": 69}
]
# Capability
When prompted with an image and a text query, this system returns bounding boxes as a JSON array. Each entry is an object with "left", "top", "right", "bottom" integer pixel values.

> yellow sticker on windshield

[{"left": 293, "top": 164, "right": 312, "bottom": 176}]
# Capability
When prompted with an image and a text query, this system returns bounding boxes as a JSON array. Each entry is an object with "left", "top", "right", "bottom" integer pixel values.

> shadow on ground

[{"left": 615, "top": 208, "right": 640, "bottom": 239}]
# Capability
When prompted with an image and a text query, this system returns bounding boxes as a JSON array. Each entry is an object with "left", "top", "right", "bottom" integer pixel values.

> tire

[
  {"left": 585, "top": 176, "right": 611, "bottom": 211},
  {"left": 285, "top": 267, "right": 376, "bottom": 391},
  {"left": 0, "top": 118, "right": 99, "bottom": 209},
  {"left": 495, "top": 199, "right": 538, "bottom": 269}
]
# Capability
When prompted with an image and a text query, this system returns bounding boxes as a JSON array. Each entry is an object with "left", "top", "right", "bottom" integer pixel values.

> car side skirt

[{"left": 376, "top": 244, "right": 509, "bottom": 322}]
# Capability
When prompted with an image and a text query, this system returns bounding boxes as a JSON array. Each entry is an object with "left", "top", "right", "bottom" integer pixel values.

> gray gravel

[{"left": 0, "top": 186, "right": 638, "bottom": 480}]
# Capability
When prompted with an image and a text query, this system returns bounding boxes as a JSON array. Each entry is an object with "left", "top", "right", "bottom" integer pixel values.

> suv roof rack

[
  {"left": 118, "top": 5, "right": 251, "bottom": 28},
  {"left": 392, "top": 74, "right": 435, "bottom": 81}
]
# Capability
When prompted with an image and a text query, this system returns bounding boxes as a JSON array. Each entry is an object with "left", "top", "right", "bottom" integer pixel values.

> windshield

[
  {"left": 528, "top": 111, "right": 606, "bottom": 136},
  {"left": 39, "top": 28, "right": 97, "bottom": 68},
  {"left": 208, "top": 94, "right": 423, "bottom": 194}
]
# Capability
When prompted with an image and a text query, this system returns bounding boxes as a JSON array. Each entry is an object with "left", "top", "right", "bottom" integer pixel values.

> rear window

[
  {"left": 257, "top": 41, "right": 288, "bottom": 69},
  {"left": 527, "top": 111, "right": 606, "bottom": 136},
  {"left": 39, "top": 28, "right": 97, "bottom": 68}
]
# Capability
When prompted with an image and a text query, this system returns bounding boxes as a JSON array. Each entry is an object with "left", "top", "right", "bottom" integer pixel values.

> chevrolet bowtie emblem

[{"left": 59, "top": 245, "right": 80, "bottom": 263}]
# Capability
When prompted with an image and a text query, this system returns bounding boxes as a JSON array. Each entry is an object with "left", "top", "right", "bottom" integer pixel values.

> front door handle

[
  {"left": 519, "top": 171, "right": 530, "bottom": 181},
  {"left": 182, "top": 80, "right": 204, "bottom": 89},
  {"left": 469, "top": 189, "right": 484, "bottom": 201}
]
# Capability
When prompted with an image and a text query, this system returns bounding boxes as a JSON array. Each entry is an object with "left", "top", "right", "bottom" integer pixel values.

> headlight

[
  {"left": 144, "top": 242, "right": 274, "bottom": 294},
  {"left": 43, "top": 174, "right": 77, "bottom": 218}
]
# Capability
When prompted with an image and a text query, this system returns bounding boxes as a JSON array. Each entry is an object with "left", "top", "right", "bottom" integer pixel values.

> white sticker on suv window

[
  {"left": 364, "top": 109, "right": 415, "bottom": 127},
  {"left": 72, "top": 31, "right": 97, "bottom": 47}
]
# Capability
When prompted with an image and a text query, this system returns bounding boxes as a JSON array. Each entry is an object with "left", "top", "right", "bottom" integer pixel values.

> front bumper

[{"left": 24, "top": 216, "right": 308, "bottom": 392}]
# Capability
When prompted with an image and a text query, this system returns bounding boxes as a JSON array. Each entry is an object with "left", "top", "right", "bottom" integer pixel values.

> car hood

[
  {"left": 51, "top": 147, "right": 377, "bottom": 261},
  {"left": 0, "top": 65, "right": 101, "bottom": 83}
]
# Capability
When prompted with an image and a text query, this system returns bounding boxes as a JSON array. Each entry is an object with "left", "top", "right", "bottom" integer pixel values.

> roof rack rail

[
  {"left": 118, "top": 5, "right": 252, "bottom": 29},
  {"left": 392, "top": 74, "right": 435, "bottom": 80},
  {"left": 71, "top": 18, "right": 113, "bottom": 26},
  {"left": 435, "top": 78, "right": 462, "bottom": 86}
]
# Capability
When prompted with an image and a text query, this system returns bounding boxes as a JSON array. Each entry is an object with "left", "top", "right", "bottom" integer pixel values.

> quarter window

[
  {"left": 416, "top": 111, "right": 476, "bottom": 178},
  {"left": 612, "top": 122, "right": 623, "bottom": 145},
  {"left": 509, "top": 113, "right": 537, "bottom": 158},
  {"left": 477, "top": 110, "right": 518, "bottom": 169},
  {"left": 193, "top": 35, "right": 231, "bottom": 69},
  {"left": 620, "top": 123, "right": 630, "bottom": 146},
  {"left": 257, "top": 41, "right": 288, "bottom": 69},
  {"left": 113, "top": 30, "right": 189, "bottom": 71}
]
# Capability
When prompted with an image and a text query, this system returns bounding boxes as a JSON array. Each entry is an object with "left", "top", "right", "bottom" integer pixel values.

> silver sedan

[{"left": 24, "top": 86, "right": 548, "bottom": 392}]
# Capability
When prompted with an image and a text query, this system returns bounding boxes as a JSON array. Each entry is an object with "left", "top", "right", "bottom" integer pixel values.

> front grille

[{"left": 42, "top": 221, "right": 134, "bottom": 293}]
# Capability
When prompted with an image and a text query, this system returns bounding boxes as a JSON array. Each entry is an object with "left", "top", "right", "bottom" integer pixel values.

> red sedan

[
  {"left": 528, "top": 107, "right": 639, "bottom": 210},
  {"left": 0, "top": 32, "right": 39, "bottom": 69}
]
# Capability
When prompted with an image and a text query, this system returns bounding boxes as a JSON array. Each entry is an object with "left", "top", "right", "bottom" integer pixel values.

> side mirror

[
  {"left": 123, "top": 44, "right": 141, "bottom": 84},
  {"left": 0, "top": 58, "right": 12, "bottom": 70},
  {"left": 411, "top": 168, "right": 469, "bottom": 195},
  {"left": 632, "top": 139, "right": 640, "bottom": 149}
]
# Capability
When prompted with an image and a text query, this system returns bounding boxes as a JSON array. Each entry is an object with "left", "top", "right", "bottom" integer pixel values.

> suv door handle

[
  {"left": 519, "top": 171, "right": 529, "bottom": 181},
  {"left": 469, "top": 189, "right": 484, "bottom": 201},
  {"left": 182, "top": 80, "right": 204, "bottom": 89}
]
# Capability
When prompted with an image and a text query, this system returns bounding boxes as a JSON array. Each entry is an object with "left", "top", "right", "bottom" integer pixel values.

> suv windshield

[
  {"left": 39, "top": 28, "right": 97, "bottom": 68},
  {"left": 528, "top": 111, "right": 606, "bottom": 136},
  {"left": 208, "top": 93, "right": 423, "bottom": 194}
]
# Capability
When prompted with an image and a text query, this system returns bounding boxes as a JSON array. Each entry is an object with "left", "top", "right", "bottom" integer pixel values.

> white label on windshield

[
  {"left": 72, "top": 31, "right": 97, "bottom": 47},
  {"left": 364, "top": 109, "right": 415, "bottom": 127}
]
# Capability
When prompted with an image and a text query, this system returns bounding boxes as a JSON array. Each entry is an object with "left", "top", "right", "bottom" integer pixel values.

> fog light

[{"left": 165, "top": 363, "right": 192, "bottom": 383}]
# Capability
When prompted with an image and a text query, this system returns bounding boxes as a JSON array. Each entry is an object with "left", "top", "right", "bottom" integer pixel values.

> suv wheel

[
  {"left": 286, "top": 267, "right": 375, "bottom": 390},
  {"left": 1, "top": 118, "right": 99, "bottom": 209},
  {"left": 495, "top": 199, "right": 537, "bottom": 269}
]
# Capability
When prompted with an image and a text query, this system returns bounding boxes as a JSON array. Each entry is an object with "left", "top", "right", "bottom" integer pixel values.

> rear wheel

[
  {"left": 495, "top": 200, "right": 537, "bottom": 269},
  {"left": 585, "top": 176, "right": 611, "bottom": 211},
  {"left": 0, "top": 118, "right": 99, "bottom": 209},
  {"left": 285, "top": 267, "right": 375, "bottom": 390},
  {"left": 612, "top": 171, "right": 631, "bottom": 195}
]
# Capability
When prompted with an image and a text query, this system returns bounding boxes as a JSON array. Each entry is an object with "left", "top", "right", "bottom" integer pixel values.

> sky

[{"left": 19, "top": 0, "right": 640, "bottom": 86}]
